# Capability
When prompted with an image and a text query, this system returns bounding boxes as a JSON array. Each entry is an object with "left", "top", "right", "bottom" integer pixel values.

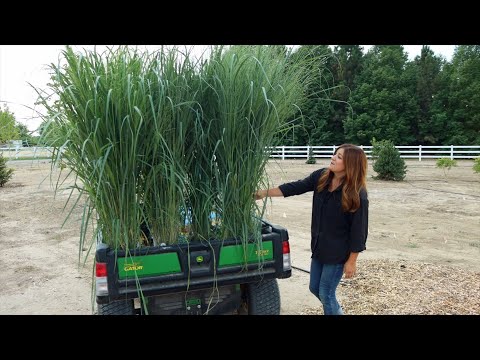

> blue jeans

[{"left": 309, "top": 258, "right": 344, "bottom": 315}]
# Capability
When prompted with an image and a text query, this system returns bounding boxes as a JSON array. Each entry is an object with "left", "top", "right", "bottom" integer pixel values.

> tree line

[
  {"left": 1, "top": 45, "right": 479, "bottom": 147},
  {"left": 281, "top": 45, "right": 480, "bottom": 146},
  {"left": 0, "top": 104, "right": 38, "bottom": 146}
]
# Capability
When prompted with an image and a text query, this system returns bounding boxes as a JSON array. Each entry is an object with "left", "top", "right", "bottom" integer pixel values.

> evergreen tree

[
  {"left": 329, "top": 45, "right": 364, "bottom": 145},
  {"left": 371, "top": 138, "right": 407, "bottom": 181},
  {"left": 293, "top": 45, "right": 336, "bottom": 146},
  {"left": 410, "top": 46, "right": 444, "bottom": 144},
  {"left": 305, "top": 147, "right": 317, "bottom": 164},
  {"left": 344, "top": 46, "right": 418, "bottom": 145},
  {"left": 0, "top": 154, "right": 14, "bottom": 187},
  {"left": 446, "top": 45, "right": 480, "bottom": 144},
  {"left": 428, "top": 61, "right": 455, "bottom": 144}
]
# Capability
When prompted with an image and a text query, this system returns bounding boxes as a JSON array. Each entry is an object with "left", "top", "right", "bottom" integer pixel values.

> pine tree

[
  {"left": 371, "top": 139, "right": 407, "bottom": 181},
  {"left": 287, "top": 45, "right": 336, "bottom": 145},
  {"left": 345, "top": 46, "right": 418, "bottom": 145},
  {"left": 330, "top": 45, "right": 364, "bottom": 144},
  {"left": 0, "top": 154, "right": 14, "bottom": 187},
  {"left": 413, "top": 46, "right": 443, "bottom": 144},
  {"left": 305, "top": 147, "right": 317, "bottom": 164},
  {"left": 445, "top": 46, "right": 480, "bottom": 144}
]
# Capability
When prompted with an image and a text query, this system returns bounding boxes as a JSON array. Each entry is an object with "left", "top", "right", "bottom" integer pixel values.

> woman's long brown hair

[{"left": 317, "top": 144, "right": 368, "bottom": 212}]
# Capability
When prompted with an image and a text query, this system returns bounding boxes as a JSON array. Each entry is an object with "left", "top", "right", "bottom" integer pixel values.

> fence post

[
  {"left": 15, "top": 145, "right": 20, "bottom": 159},
  {"left": 450, "top": 145, "right": 454, "bottom": 160},
  {"left": 306, "top": 145, "right": 310, "bottom": 159},
  {"left": 33, "top": 147, "right": 37, "bottom": 159},
  {"left": 419, "top": 145, "right": 422, "bottom": 162},
  {"left": 281, "top": 146, "right": 285, "bottom": 161},
  {"left": 333, "top": 144, "right": 336, "bottom": 155}
]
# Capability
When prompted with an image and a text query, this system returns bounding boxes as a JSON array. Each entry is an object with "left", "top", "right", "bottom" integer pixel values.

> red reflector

[
  {"left": 96, "top": 262, "right": 107, "bottom": 277},
  {"left": 282, "top": 241, "right": 290, "bottom": 254}
]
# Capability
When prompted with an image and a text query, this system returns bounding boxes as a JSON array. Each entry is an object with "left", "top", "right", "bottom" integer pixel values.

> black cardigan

[{"left": 279, "top": 168, "right": 368, "bottom": 264}]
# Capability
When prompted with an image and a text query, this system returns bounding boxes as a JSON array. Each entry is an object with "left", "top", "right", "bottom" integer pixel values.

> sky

[{"left": 0, "top": 45, "right": 457, "bottom": 134}]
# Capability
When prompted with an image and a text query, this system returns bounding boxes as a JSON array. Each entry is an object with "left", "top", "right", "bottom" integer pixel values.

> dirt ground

[{"left": 0, "top": 159, "right": 479, "bottom": 315}]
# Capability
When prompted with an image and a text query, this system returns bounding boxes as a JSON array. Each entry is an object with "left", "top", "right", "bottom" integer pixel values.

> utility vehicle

[{"left": 95, "top": 220, "right": 291, "bottom": 315}]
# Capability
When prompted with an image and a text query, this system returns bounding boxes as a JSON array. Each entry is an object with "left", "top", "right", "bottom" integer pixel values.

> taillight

[
  {"left": 282, "top": 241, "right": 291, "bottom": 271},
  {"left": 96, "top": 262, "right": 107, "bottom": 277},
  {"left": 95, "top": 262, "right": 109, "bottom": 296},
  {"left": 282, "top": 241, "right": 290, "bottom": 254}
]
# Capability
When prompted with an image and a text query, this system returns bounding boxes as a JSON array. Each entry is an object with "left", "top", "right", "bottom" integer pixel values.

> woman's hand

[
  {"left": 254, "top": 190, "right": 266, "bottom": 200},
  {"left": 254, "top": 188, "right": 283, "bottom": 200},
  {"left": 343, "top": 261, "right": 356, "bottom": 279}
]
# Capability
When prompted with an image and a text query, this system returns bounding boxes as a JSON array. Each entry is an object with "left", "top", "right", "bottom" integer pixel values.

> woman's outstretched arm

[{"left": 255, "top": 188, "right": 284, "bottom": 200}]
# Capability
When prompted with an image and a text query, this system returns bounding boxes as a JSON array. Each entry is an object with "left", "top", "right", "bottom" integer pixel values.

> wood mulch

[{"left": 301, "top": 259, "right": 480, "bottom": 315}]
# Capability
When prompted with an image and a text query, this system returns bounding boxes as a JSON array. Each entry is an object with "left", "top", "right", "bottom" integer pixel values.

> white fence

[
  {"left": 268, "top": 145, "right": 480, "bottom": 161},
  {"left": 2, "top": 145, "right": 479, "bottom": 161},
  {"left": 0, "top": 146, "right": 54, "bottom": 160}
]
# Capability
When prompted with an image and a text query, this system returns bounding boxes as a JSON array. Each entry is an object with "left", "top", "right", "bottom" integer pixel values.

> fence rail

[
  {"left": 0, "top": 146, "right": 54, "bottom": 160},
  {"left": 267, "top": 145, "right": 480, "bottom": 161},
  {"left": 1, "top": 145, "right": 479, "bottom": 161}
]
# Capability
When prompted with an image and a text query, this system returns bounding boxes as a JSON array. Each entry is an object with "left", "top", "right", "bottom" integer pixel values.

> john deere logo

[
  {"left": 196, "top": 256, "right": 204, "bottom": 263},
  {"left": 124, "top": 262, "right": 144, "bottom": 272},
  {"left": 255, "top": 249, "right": 269, "bottom": 256}
]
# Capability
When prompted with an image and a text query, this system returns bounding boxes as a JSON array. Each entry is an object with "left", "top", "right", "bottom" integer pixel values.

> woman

[{"left": 255, "top": 144, "right": 368, "bottom": 315}]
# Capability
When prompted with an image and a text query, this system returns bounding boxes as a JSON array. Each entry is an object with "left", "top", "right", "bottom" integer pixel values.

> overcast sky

[{"left": 0, "top": 45, "right": 457, "bottom": 133}]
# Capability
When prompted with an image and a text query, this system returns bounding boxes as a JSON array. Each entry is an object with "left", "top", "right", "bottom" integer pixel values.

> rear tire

[
  {"left": 246, "top": 279, "right": 281, "bottom": 315},
  {"left": 97, "top": 300, "right": 135, "bottom": 315}
]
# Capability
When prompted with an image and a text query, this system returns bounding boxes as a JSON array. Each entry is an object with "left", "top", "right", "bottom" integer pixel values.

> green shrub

[
  {"left": 436, "top": 157, "right": 457, "bottom": 177},
  {"left": 371, "top": 139, "right": 406, "bottom": 181},
  {"left": 0, "top": 154, "right": 14, "bottom": 187},
  {"left": 473, "top": 158, "right": 480, "bottom": 174}
]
